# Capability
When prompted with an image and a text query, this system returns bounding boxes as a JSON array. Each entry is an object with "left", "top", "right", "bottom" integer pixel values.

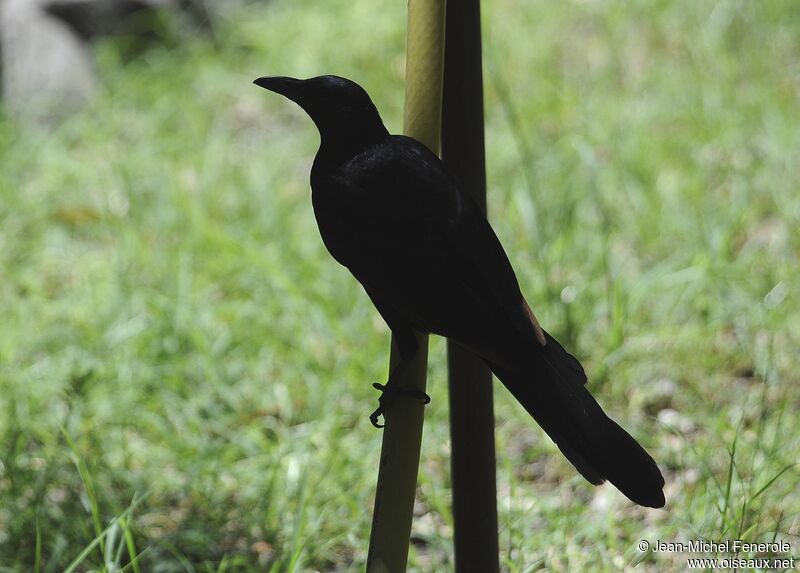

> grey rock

[
  {"left": 1, "top": 0, "right": 216, "bottom": 125},
  {"left": 1, "top": 0, "right": 98, "bottom": 123}
]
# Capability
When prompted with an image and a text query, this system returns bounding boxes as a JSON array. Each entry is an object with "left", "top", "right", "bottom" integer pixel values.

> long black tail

[{"left": 489, "top": 331, "right": 665, "bottom": 508}]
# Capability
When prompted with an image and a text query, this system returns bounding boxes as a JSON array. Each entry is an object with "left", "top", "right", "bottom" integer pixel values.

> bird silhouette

[{"left": 254, "top": 74, "right": 665, "bottom": 508}]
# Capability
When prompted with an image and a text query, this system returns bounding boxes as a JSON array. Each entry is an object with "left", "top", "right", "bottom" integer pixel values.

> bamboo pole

[
  {"left": 441, "top": 3, "right": 501, "bottom": 571},
  {"left": 366, "top": 1, "right": 446, "bottom": 572}
]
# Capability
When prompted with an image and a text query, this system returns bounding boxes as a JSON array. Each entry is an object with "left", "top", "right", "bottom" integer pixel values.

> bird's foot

[{"left": 369, "top": 382, "right": 431, "bottom": 428}]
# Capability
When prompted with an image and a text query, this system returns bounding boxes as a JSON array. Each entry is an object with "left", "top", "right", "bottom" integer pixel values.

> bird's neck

[{"left": 316, "top": 123, "right": 389, "bottom": 167}]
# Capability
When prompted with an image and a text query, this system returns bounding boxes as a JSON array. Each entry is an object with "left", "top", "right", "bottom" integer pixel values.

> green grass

[{"left": 1, "top": 0, "right": 798, "bottom": 571}]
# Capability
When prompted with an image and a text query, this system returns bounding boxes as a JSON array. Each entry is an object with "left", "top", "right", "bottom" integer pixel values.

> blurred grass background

[{"left": 1, "top": 0, "right": 798, "bottom": 571}]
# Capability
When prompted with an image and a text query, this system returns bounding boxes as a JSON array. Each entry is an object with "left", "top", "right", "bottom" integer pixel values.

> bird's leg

[
  {"left": 369, "top": 327, "right": 430, "bottom": 428},
  {"left": 369, "top": 358, "right": 431, "bottom": 428}
]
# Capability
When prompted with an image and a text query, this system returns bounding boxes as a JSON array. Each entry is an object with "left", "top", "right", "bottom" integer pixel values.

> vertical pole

[
  {"left": 441, "top": 2, "right": 501, "bottom": 573},
  {"left": 366, "top": 1, "right": 446, "bottom": 572}
]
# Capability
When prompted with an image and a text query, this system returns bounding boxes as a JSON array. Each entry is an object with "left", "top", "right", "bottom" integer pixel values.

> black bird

[{"left": 254, "top": 74, "right": 665, "bottom": 508}]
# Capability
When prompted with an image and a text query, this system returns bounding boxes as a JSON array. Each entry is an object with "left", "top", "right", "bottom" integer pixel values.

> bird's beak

[{"left": 253, "top": 76, "right": 302, "bottom": 100}]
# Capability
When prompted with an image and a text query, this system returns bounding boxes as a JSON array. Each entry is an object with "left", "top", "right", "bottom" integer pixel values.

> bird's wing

[
  {"left": 335, "top": 135, "right": 543, "bottom": 345},
  {"left": 332, "top": 135, "right": 586, "bottom": 382}
]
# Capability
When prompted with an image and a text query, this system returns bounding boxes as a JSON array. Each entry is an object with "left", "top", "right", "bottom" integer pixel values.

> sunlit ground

[{"left": 1, "top": 0, "right": 798, "bottom": 571}]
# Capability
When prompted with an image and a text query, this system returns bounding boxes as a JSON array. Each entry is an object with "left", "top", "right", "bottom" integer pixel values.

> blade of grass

[
  {"left": 34, "top": 522, "right": 42, "bottom": 573},
  {"left": 60, "top": 427, "right": 105, "bottom": 559}
]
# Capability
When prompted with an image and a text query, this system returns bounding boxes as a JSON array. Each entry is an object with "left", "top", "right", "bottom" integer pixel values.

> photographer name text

[{"left": 651, "top": 539, "right": 791, "bottom": 554}]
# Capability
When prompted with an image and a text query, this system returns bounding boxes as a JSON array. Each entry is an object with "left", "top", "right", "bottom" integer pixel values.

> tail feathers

[
  {"left": 491, "top": 350, "right": 665, "bottom": 508},
  {"left": 542, "top": 329, "right": 587, "bottom": 385},
  {"left": 543, "top": 424, "right": 605, "bottom": 485},
  {"left": 591, "top": 414, "right": 666, "bottom": 507}
]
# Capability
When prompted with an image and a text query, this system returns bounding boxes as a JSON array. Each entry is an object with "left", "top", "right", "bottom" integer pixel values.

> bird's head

[{"left": 253, "top": 75, "right": 388, "bottom": 148}]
